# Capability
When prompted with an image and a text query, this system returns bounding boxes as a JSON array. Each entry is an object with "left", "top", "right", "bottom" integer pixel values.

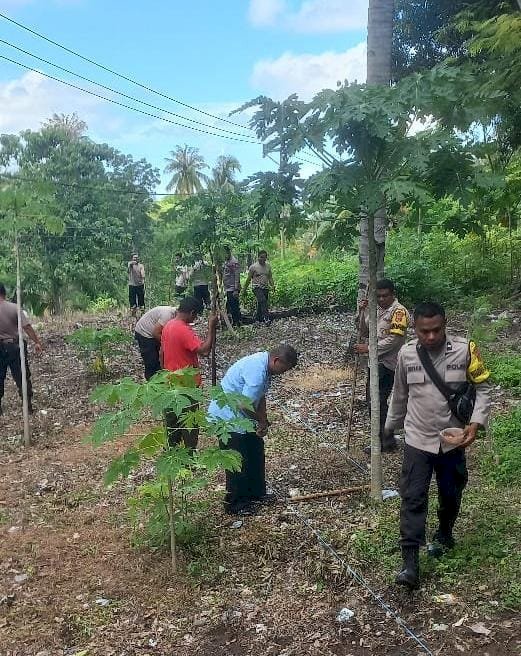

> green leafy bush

[
  {"left": 489, "top": 354, "right": 521, "bottom": 395},
  {"left": 65, "top": 326, "right": 131, "bottom": 376},
  {"left": 481, "top": 407, "right": 521, "bottom": 485},
  {"left": 87, "top": 295, "right": 119, "bottom": 314},
  {"left": 269, "top": 254, "right": 358, "bottom": 310}
]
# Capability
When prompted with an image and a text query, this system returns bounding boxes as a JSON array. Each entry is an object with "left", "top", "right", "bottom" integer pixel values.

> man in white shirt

[{"left": 134, "top": 305, "right": 176, "bottom": 380}]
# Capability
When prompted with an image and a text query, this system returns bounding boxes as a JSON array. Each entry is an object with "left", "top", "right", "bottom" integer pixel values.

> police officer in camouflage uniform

[
  {"left": 355, "top": 279, "right": 410, "bottom": 453},
  {"left": 385, "top": 302, "right": 491, "bottom": 589}
]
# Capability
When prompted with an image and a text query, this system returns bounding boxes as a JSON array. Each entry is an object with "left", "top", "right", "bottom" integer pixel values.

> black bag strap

[{"left": 416, "top": 344, "right": 454, "bottom": 401}]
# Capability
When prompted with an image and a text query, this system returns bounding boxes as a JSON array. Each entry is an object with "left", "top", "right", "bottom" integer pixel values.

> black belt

[{"left": 0, "top": 338, "right": 17, "bottom": 344}]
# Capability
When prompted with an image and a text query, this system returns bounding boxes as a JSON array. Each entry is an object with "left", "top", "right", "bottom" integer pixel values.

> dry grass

[{"left": 282, "top": 364, "right": 354, "bottom": 392}]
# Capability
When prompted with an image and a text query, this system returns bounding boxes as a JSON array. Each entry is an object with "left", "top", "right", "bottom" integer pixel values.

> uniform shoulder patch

[
  {"left": 467, "top": 340, "right": 490, "bottom": 384},
  {"left": 389, "top": 306, "right": 408, "bottom": 336}
]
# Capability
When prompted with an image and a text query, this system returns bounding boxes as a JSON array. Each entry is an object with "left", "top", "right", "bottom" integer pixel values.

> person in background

[
  {"left": 0, "top": 283, "right": 43, "bottom": 416},
  {"left": 191, "top": 254, "right": 212, "bottom": 309},
  {"left": 242, "top": 250, "right": 274, "bottom": 324},
  {"left": 174, "top": 253, "right": 190, "bottom": 298},
  {"left": 128, "top": 254, "right": 145, "bottom": 316},
  {"left": 134, "top": 305, "right": 177, "bottom": 380},
  {"left": 160, "top": 296, "right": 217, "bottom": 448},
  {"left": 385, "top": 302, "right": 491, "bottom": 589},
  {"left": 208, "top": 345, "right": 298, "bottom": 516},
  {"left": 222, "top": 245, "right": 241, "bottom": 326},
  {"left": 355, "top": 278, "right": 410, "bottom": 454}
]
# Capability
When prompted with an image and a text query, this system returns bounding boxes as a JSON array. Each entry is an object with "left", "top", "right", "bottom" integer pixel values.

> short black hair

[
  {"left": 258, "top": 249, "right": 268, "bottom": 257},
  {"left": 414, "top": 302, "right": 446, "bottom": 322},
  {"left": 177, "top": 295, "right": 203, "bottom": 315},
  {"left": 270, "top": 344, "right": 298, "bottom": 367},
  {"left": 376, "top": 278, "right": 395, "bottom": 293},
  {"left": 0, "top": 283, "right": 6, "bottom": 297}
]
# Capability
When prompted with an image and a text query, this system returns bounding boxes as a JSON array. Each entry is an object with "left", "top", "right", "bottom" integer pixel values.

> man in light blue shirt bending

[{"left": 208, "top": 344, "right": 298, "bottom": 516}]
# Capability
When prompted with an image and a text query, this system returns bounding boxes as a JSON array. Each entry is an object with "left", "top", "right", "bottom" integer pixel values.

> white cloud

[
  {"left": 251, "top": 42, "right": 366, "bottom": 100},
  {"left": 0, "top": 70, "right": 107, "bottom": 134},
  {"left": 248, "top": 0, "right": 368, "bottom": 33},
  {"left": 248, "top": 0, "right": 285, "bottom": 27}
]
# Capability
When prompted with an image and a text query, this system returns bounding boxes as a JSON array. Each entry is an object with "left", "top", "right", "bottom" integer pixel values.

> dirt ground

[{"left": 0, "top": 312, "right": 519, "bottom": 656}]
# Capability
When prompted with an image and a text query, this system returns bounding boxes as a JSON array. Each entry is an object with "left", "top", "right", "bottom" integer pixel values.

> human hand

[
  {"left": 233, "top": 290, "right": 240, "bottom": 298},
  {"left": 354, "top": 343, "right": 369, "bottom": 355},
  {"left": 256, "top": 421, "right": 269, "bottom": 437},
  {"left": 208, "top": 313, "right": 218, "bottom": 329},
  {"left": 460, "top": 423, "right": 479, "bottom": 448},
  {"left": 34, "top": 342, "right": 43, "bottom": 356}
]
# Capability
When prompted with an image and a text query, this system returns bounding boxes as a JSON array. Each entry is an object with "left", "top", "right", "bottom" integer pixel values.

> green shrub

[
  {"left": 269, "top": 254, "right": 358, "bottom": 310},
  {"left": 66, "top": 326, "right": 132, "bottom": 376},
  {"left": 481, "top": 407, "right": 521, "bottom": 485},
  {"left": 88, "top": 295, "right": 119, "bottom": 314},
  {"left": 489, "top": 354, "right": 521, "bottom": 395}
]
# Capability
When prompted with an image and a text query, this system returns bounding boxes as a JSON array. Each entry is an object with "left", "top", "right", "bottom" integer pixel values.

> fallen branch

[{"left": 288, "top": 484, "right": 370, "bottom": 503}]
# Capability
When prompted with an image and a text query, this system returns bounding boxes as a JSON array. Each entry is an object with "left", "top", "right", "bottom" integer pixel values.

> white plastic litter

[
  {"left": 336, "top": 608, "right": 355, "bottom": 623},
  {"left": 382, "top": 489, "right": 400, "bottom": 501}
]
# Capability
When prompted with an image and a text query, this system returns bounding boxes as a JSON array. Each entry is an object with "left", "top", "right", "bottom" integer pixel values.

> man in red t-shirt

[{"left": 160, "top": 296, "right": 217, "bottom": 448}]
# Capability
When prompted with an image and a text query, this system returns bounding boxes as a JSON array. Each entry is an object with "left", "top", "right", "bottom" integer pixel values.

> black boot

[
  {"left": 395, "top": 546, "right": 420, "bottom": 589},
  {"left": 427, "top": 529, "right": 455, "bottom": 559}
]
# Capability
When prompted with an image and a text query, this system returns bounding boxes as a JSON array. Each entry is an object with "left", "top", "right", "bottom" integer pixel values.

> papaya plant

[
  {"left": 88, "top": 368, "right": 254, "bottom": 572},
  {"left": 66, "top": 326, "right": 132, "bottom": 376}
]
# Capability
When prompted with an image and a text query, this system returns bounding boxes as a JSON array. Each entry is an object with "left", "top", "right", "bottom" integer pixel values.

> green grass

[
  {"left": 338, "top": 479, "right": 521, "bottom": 610},
  {"left": 489, "top": 353, "right": 521, "bottom": 395},
  {"left": 481, "top": 407, "right": 521, "bottom": 486}
]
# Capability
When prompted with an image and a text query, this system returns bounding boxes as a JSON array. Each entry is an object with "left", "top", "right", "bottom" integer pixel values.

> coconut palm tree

[
  {"left": 209, "top": 155, "right": 241, "bottom": 191},
  {"left": 164, "top": 145, "right": 209, "bottom": 195}
]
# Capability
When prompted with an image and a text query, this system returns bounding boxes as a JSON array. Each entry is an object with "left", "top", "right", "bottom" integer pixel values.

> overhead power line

[
  {"left": 0, "top": 38, "right": 260, "bottom": 140},
  {"left": 0, "top": 54, "right": 260, "bottom": 145},
  {"left": 0, "top": 11, "right": 252, "bottom": 131}
]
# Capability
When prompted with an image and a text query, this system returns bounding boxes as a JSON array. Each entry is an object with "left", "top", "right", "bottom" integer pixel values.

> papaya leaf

[
  {"left": 104, "top": 449, "right": 140, "bottom": 485},
  {"left": 138, "top": 426, "right": 166, "bottom": 456}
]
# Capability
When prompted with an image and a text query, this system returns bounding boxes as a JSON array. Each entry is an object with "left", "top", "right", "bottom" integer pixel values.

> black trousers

[
  {"left": 400, "top": 443, "right": 468, "bottom": 547},
  {"left": 366, "top": 363, "right": 395, "bottom": 443},
  {"left": 134, "top": 332, "right": 160, "bottom": 381},
  {"left": 129, "top": 284, "right": 145, "bottom": 309},
  {"left": 164, "top": 405, "right": 199, "bottom": 449},
  {"left": 221, "top": 432, "right": 266, "bottom": 508},
  {"left": 226, "top": 291, "right": 242, "bottom": 326},
  {"left": 253, "top": 287, "right": 269, "bottom": 323},
  {"left": 193, "top": 284, "right": 211, "bottom": 308},
  {"left": 0, "top": 341, "right": 32, "bottom": 404}
]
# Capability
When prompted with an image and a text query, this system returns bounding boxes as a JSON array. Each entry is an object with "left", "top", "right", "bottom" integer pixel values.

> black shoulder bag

[{"left": 416, "top": 344, "right": 476, "bottom": 425}]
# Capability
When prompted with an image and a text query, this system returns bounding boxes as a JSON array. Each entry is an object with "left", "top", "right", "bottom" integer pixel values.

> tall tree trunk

[{"left": 361, "top": 0, "right": 394, "bottom": 501}]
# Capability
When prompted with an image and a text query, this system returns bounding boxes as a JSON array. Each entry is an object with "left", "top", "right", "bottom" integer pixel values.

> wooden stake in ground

[
  {"left": 15, "top": 230, "right": 31, "bottom": 448},
  {"left": 367, "top": 212, "right": 382, "bottom": 501},
  {"left": 210, "top": 263, "right": 218, "bottom": 386},
  {"left": 289, "top": 484, "right": 370, "bottom": 503},
  {"left": 346, "top": 313, "right": 364, "bottom": 451}
]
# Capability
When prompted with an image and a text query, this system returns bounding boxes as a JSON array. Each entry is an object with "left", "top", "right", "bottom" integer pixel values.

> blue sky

[{"left": 0, "top": 0, "right": 368, "bottom": 191}]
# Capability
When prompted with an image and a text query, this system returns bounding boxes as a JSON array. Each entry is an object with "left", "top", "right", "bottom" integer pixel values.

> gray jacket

[{"left": 385, "top": 335, "right": 491, "bottom": 454}]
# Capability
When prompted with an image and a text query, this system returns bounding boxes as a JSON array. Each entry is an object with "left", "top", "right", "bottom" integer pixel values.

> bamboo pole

[
  {"left": 289, "top": 484, "right": 370, "bottom": 503},
  {"left": 15, "top": 230, "right": 31, "bottom": 447}
]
